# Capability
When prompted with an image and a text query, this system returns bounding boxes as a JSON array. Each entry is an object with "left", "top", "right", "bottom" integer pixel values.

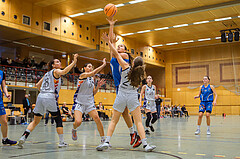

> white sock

[
  {"left": 141, "top": 138, "right": 147, "bottom": 146},
  {"left": 207, "top": 126, "right": 210, "bottom": 130},
  {"left": 129, "top": 126, "right": 134, "bottom": 134},
  {"left": 73, "top": 128, "right": 77, "bottom": 131},
  {"left": 26, "top": 129, "right": 31, "bottom": 133},
  {"left": 58, "top": 134, "right": 64, "bottom": 143},
  {"left": 197, "top": 125, "right": 200, "bottom": 130},
  {"left": 145, "top": 127, "right": 149, "bottom": 131},
  {"left": 101, "top": 136, "right": 105, "bottom": 142},
  {"left": 105, "top": 136, "right": 111, "bottom": 143},
  {"left": 2, "top": 137, "right": 7, "bottom": 140}
]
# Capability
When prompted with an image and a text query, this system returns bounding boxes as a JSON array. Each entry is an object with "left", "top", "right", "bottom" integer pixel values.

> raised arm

[
  {"left": 194, "top": 86, "right": 202, "bottom": 99},
  {"left": 80, "top": 58, "right": 106, "bottom": 79},
  {"left": 54, "top": 54, "right": 78, "bottom": 77},
  {"left": 106, "top": 17, "right": 117, "bottom": 43},
  {"left": 93, "top": 79, "right": 106, "bottom": 95},
  {"left": 1, "top": 79, "right": 11, "bottom": 100},
  {"left": 210, "top": 85, "right": 217, "bottom": 106},
  {"left": 140, "top": 85, "right": 146, "bottom": 106},
  {"left": 108, "top": 40, "right": 129, "bottom": 70}
]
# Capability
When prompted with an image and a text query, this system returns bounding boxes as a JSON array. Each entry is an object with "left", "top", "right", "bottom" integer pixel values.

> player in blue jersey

[
  {"left": 100, "top": 17, "right": 141, "bottom": 148},
  {"left": 0, "top": 69, "right": 17, "bottom": 145},
  {"left": 194, "top": 76, "right": 217, "bottom": 135}
]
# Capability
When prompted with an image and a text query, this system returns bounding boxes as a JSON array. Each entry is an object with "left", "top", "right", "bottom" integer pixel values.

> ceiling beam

[{"left": 97, "top": 0, "right": 240, "bottom": 29}]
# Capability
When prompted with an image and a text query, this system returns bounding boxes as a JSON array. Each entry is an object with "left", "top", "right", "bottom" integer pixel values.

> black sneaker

[
  {"left": 149, "top": 126, "right": 155, "bottom": 132},
  {"left": 2, "top": 138, "right": 17, "bottom": 145},
  {"left": 145, "top": 129, "right": 150, "bottom": 135}
]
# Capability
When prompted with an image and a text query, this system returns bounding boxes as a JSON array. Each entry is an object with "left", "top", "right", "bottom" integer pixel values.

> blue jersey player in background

[
  {"left": 0, "top": 69, "right": 17, "bottom": 145},
  {"left": 194, "top": 76, "right": 217, "bottom": 135}
]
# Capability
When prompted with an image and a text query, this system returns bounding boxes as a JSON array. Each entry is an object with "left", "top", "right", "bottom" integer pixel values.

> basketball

[
  {"left": 62, "top": 118, "right": 66, "bottom": 122},
  {"left": 104, "top": 3, "right": 117, "bottom": 17}
]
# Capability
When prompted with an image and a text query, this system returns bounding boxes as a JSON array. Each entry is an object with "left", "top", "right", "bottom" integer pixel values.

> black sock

[
  {"left": 22, "top": 131, "right": 30, "bottom": 139},
  {"left": 143, "top": 145, "right": 147, "bottom": 148}
]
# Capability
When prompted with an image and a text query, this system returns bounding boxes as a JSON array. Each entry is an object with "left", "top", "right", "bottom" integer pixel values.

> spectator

[
  {"left": 30, "top": 56, "right": 36, "bottom": 67},
  {"left": 45, "top": 112, "right": 54, "bottom": 126},
  {"left": 165, "top": 105, "right": 172, "bottom": 117},
  {"left": 42, "top": 63, "right": 48, "bottom": 70},
  {"left": 181, "top": 105, "right": 189, "bottom": 117},
  {"left": 61, "top": 102, "right": 73, "bottom": 118},
  {"left": 176, "top": 105, "right": 183, "bottom": 117},
  {"left": 39, "top": 58, "right": 46, "bottom": 69},
  {"left": 22, "top": 94, "right": 31, "bottom": 121},
  {"left": 155, "top": 95, "right": 162, "bottom": 119},
  {"left": 160, "top": 105, "right": 165, "bottom": 118}
]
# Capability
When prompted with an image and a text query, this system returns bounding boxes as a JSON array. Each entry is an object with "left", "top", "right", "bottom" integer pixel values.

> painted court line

[
  {"left": 196, "top": 153, "right": 206, "bottom": 156},
  {"left": 178, "top": 152, "right": 188, "bottom": 155},
  {"left": 161, "top": 151, "right": 171, "bottom": 153},
  {"left": 214, "top": 155, "right": 225, "bottom": 158}
]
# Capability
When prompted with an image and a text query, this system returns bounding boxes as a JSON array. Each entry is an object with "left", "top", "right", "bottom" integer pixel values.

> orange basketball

[
  {"left": 104, "top": 4, "right": 117, "bottom": 17},
  {"left": 62, "top": 118, "right": 66, "bottom": 122}
]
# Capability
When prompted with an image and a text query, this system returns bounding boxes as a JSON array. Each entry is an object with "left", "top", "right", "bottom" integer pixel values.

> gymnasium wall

[
  {"left": 0, "top": 0, "right": 165, "bottom": 68},
  {"left": 165, "top": 43, "right": 240, "bottom": 115}
]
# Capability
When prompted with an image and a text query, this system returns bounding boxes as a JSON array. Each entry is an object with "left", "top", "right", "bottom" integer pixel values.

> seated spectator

[
  {"left": 42, "top": 63, "right": 48, "bottom": 70},
  {"left": 39, "top": 58, "right": 46, "bottom": 69},
  {"left": 176, "top": 105, "right": 183, "bottom": 117},
  {"left": 165, "top": 105, "right": 172, "bottom": 117},
  {"left": 181, "top": 105, "right": 189, "bottom": 117},
  {"left": 97, "top": 102, "right": 108, "bottom": 120},
  {"left": 160, "top": 105, "right": 165, "bottom": 118},
  {"left": 61, "top": 102, "right": 73, "bottom": 118},
  {"left": 171, "top": 105, "right": 177, "bottom": 118}
]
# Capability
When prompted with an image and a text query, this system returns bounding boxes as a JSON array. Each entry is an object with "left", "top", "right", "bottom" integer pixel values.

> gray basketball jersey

[
  {"left": 75, "top": 77, "right": 94, "bottom": 103},
  {"left": 119, "top": 67, "right": 137, "bottom": 93},
  {"left": 40, "top": 69, "right": 61, "bottom": 97},
  {"left": 145, "top": 85, "right": 155, "bottom": 101}
]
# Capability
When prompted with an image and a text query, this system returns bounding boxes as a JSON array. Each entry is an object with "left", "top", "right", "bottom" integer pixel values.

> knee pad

[
  {"left": 145, "top": 112, "right": 152, "bottom": 127},
  {"left": 151, "top": 113, "right": 158, "bottom": 124},
  {"left": 51, "top": 111, "right": 63, "bottom": 128}
]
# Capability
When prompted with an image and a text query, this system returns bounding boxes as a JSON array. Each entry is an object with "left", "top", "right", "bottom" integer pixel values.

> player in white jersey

[
  {"left": 97, "top": 39, "right": 156, "bottom": 152},
  {"left": 72, "top": 59, "right": 106, "bottom": 146},
  {"left": 17, "top": 54, "right": 79, "bottom": 148},
  {"left": 140, "top": 76, "right": 158, "bottom": 134}
]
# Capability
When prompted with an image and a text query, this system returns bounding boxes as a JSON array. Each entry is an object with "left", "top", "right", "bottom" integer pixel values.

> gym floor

[{"left": 1, "top": 116, "right": 240, "bottom": 159}]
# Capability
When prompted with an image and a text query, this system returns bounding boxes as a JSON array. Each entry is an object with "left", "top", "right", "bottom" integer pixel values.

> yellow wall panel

[
  {"left": 32, "top": 5, "right": 42, "bottom": 31},
  {"left": 0, "top": 0, "right": 9, "bottom": 21},
  {"left": 52, "top": 12, "right": 60, "bottom": 35}
]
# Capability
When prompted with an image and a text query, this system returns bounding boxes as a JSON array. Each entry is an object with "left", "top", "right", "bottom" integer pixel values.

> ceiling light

[
  {"left": 69, "top": 13, "right": 84, "bottom": 17},
  {"left": 193, "top": 21, "right": 209, "bottom": 25},
  {"left": 129, "top": 0, "right": 147, "bottom": 4},
  {"left": 166, "top": 42, "right": 178, "bottom": 45},
  {"left": 152, "top": 44, "right": 163, "bottom": 47},
  {"left": 121, "top": 33, "right": 134, "bottom": 36},
  {"left": 182, "top": 40, "right": 194, "bottom": 43},
  {"left": 198, "top": 38, "right": 211, "bottom": 41},
  {"left": 154, "top": 27, "right": 169, "bottom": 31},
  {"left": 87, "top": 8, "right": 103, "bottom": 13},
  {"left": 214, "top": 17, "right": 232, "bottom": 21},
  {"left": 115, "top": 3, "right": 125, "bottom": 7},
  {"left": 173, "top": 24, "right": 188, "bottom": 28},
  {"left": 215, "top": 37, "right": 221, "bottom": 39},
  {"left": 137, "top": 30, "right": 151, "bottom": 33}
]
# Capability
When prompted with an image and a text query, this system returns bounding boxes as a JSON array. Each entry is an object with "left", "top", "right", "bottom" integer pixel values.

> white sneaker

[
  {"left": 96, "top": 142, "right": 110, "bottom": 151},
  {"left": 195, "top": 129, "right": 200, "bottom": 135},
  {"left": 144, "top": 144, "right": 156, "bottom": 152},
  {"left": 17, "top": 136, "right": 26, "bottom": 149},
  {"left": 207, "top": 129, "right": 211, "bottom": 135},
  {"left": 58, "top": 142, "right": 68, "bottom": 148}
]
